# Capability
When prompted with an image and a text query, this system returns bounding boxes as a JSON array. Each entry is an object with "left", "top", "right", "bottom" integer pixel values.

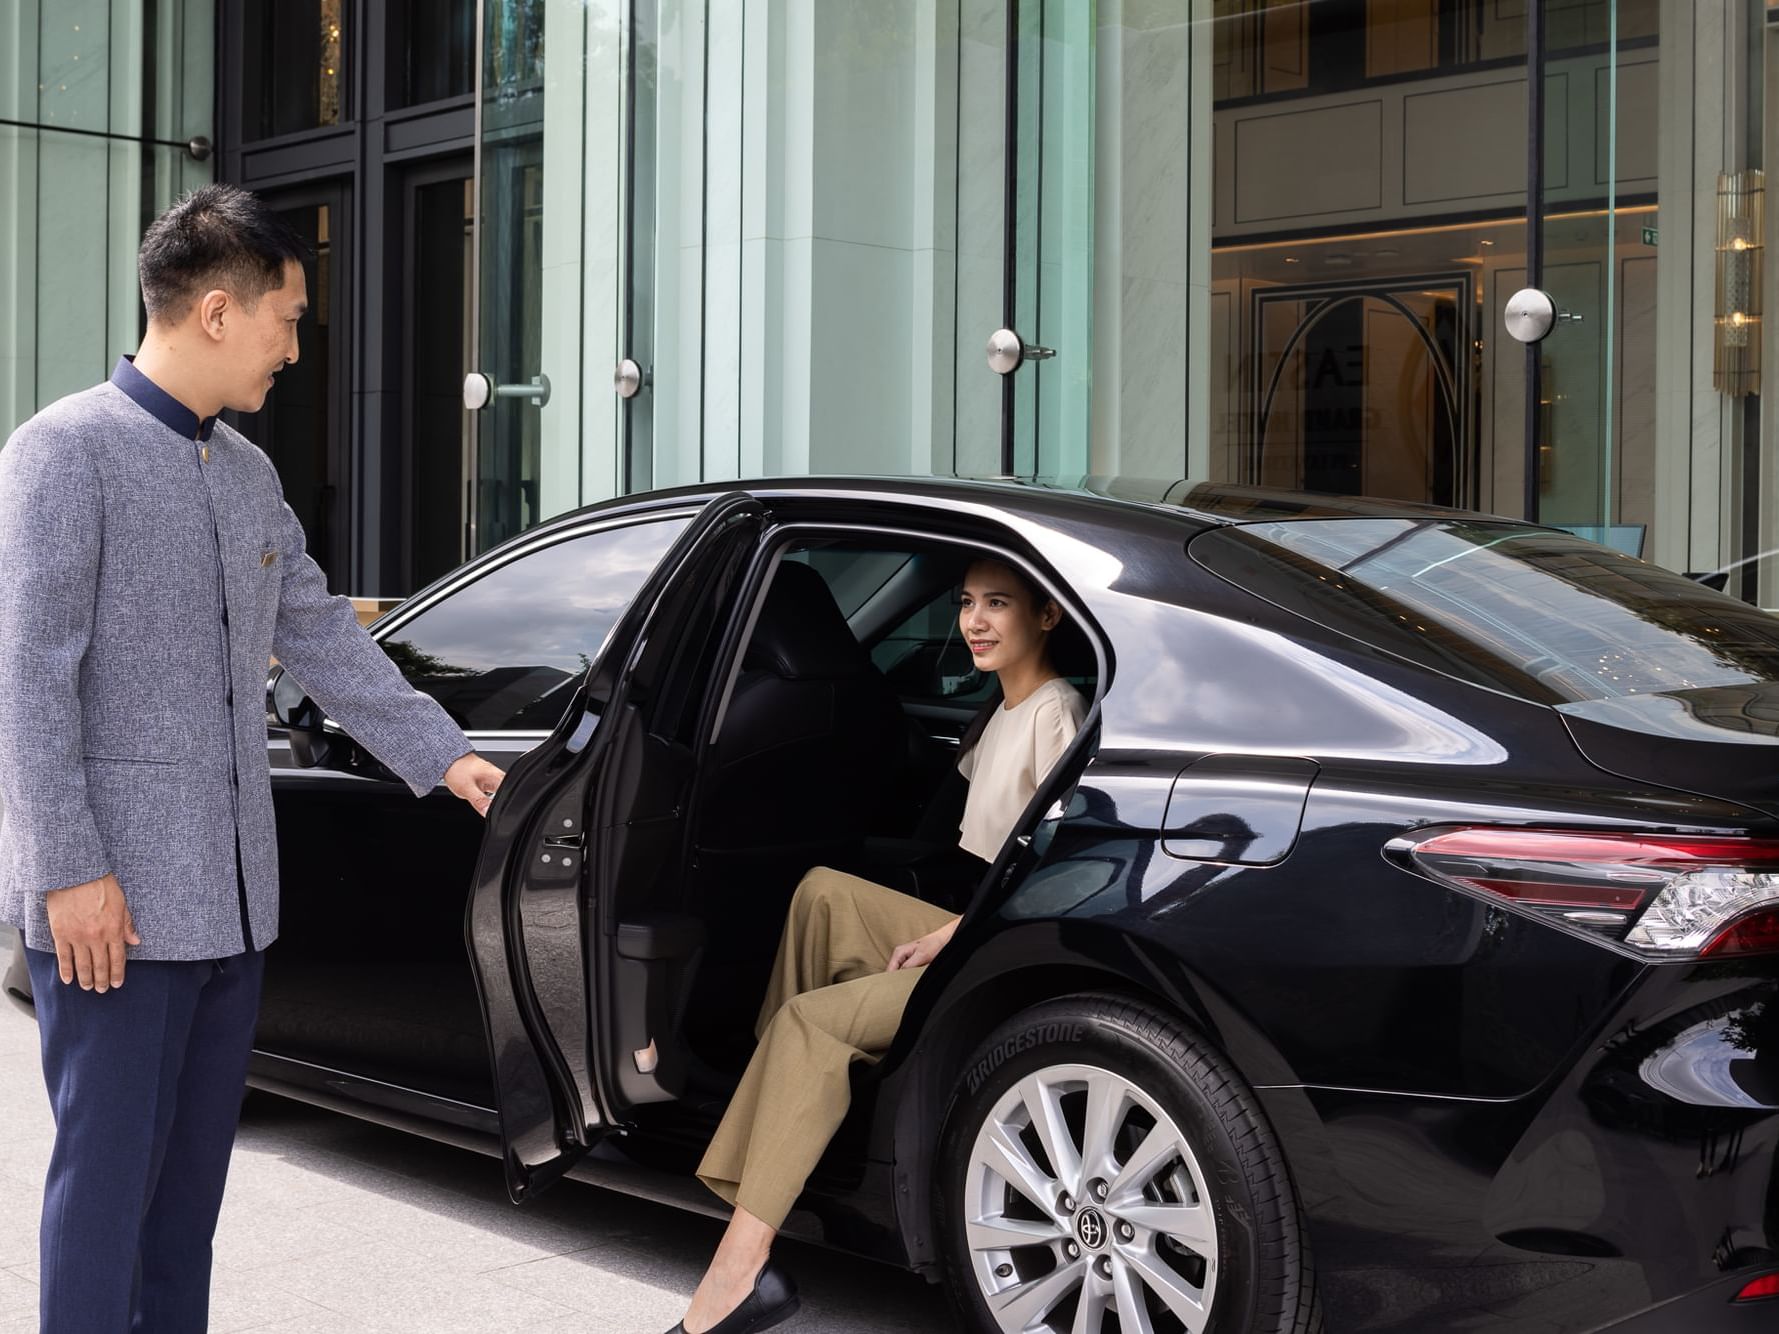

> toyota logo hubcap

[{"left": 1075, "top": 1206, "right": 1108, "bottom": 1251}]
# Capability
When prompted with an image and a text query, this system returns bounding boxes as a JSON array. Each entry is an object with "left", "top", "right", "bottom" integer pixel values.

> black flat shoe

[{"left": 664, "top": 1259, "right": 800, "bottom": 1334}]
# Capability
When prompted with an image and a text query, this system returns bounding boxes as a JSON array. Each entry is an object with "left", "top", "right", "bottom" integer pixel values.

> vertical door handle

[{"left": 463, "top": 372, "right": 551, "bottom": 408}]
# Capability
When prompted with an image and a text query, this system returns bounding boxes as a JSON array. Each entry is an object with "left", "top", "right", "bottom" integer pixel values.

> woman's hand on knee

[{"left": 886, "top": 917, "right": 961, "bottom": 972}]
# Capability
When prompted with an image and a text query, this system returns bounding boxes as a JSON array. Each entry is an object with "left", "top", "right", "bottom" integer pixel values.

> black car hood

[{"left": 1559, "top": 683, "right": 1779, "bottom": 821}]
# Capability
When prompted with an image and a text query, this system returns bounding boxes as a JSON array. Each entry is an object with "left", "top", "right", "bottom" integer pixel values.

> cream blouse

[{"left": 956, "top": 676, "right": 1088, "bottom": 862}]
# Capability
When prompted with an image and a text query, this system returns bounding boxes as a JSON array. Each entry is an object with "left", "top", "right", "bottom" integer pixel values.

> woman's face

[{"left": 959, "top": 560, "right": 1059, "bottom": 675}]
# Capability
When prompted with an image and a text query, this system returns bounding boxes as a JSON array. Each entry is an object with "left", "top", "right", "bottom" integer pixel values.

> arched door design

[{"left": 1248, "top": 274, "right": 1471, "bottom": 508}]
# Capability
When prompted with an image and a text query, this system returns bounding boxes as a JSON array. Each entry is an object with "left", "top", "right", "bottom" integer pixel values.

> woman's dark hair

[{"left": 137, "top": 184, "right": 309, "bottom": 322}]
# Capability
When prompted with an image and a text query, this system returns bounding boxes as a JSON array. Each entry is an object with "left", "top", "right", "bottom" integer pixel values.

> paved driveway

[{"left": 0, "top": 933, "right": 958, "bottom": 1333}]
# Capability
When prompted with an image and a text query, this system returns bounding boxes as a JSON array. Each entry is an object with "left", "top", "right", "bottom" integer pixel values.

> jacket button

[
  {"left": 221, "top": 607, "right": 229, "bottom": 626},
  {"left": 226, "top": 691, "right": 235, "bottom": 707}
]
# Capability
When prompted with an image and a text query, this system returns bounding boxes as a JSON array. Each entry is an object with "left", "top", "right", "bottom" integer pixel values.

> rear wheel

[{"left": 937, "top": 997, "right": 1320, "bottom": 1333}]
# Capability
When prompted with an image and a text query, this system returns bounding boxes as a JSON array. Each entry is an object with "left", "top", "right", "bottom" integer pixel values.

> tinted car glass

[
  {"left": 873, "top": 587, "right": 996, "bottom": 704},
  {"left": 380, "top": 517, "right": 690, "bottom": 731},
  {"left": 1194, "top": 518, "right": 1779, "bottom": 708},
  {"left": 787, "top": 548, "right": 915, "bottom": 619}
]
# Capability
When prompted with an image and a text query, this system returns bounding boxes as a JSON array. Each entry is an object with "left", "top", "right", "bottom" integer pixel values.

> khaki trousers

[{"left": 695, "top": 866, "right": 957, "bottom": 1229}]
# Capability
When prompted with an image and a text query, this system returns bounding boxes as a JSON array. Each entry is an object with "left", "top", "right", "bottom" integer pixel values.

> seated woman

[{"left": 668, "top": 556, "right": 1089, "bottom": 1334}]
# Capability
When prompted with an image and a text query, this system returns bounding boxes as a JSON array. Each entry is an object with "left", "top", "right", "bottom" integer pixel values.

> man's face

[{"left": 216, "top": 259, "right": 306, "bottom": 414}]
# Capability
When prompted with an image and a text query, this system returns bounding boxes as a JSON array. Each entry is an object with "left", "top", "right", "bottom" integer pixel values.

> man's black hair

[{"left": 137, "top": 184, "right": 308, "bottom": 322}]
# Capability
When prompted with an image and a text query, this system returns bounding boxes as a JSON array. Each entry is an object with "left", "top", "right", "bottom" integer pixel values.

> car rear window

[{"left": 1191, "top": 518, "right": 1779, "bottom": 706}]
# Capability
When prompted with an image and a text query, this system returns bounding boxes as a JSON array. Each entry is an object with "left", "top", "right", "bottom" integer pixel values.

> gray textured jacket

[{"left": 0, "top": 378, "right": 470, "bottom": 959}]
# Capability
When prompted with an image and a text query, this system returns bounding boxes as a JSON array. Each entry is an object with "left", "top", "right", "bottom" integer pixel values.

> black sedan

[{"left": 8, "top": 476, "right": 1779, "bottom": 1333}]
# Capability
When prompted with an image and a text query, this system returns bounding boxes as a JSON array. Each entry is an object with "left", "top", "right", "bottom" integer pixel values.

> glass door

[
  {"left": 614, "top": 0, "right": 682, "bottom": 494},
  {"left": 1010, "top": 0, "right": 1094, "bottom": 479},
  {"left": 471, "top": 0, "right": 548, "bottom": 554},
  {"left": 1513, "top": 0, "right": 1659, "bottom": 554},
  {"left": 972, "top": 1, "right": 1094, "bottom": 479}
]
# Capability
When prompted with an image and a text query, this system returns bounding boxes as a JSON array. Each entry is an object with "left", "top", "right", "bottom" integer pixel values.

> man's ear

[{"left": 197, "top": 289, "right": 231, "bottom": 341}]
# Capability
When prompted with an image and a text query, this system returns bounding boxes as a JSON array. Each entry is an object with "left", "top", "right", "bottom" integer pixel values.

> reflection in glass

[
  {"left": 1223, "top": 518, "right": 1779, "bottom": 705},
  {"left": 1190, "top": 1, "right": 1660, "bottom": 548},
  {"left": 489, "top": 0, "right": 547, "bottom": 106},
  {"left": 1210, "top": 0, "right": 1655, "bottom": 95},
  {"left": 243, "top": 0, "right": 346, "bottom": 139},
  {"left": 393, "top": 0, "right": 476, "bottom": 107},
  {"left": 1249, "top": 280, "right": 1465, "bottom": 505},
  {"left": 477, "top": 0, "right": 547, "bottom": 552},
  {"left": 409, "top": 176, "right": 476, "bottom": 590},
  {"left": 383, "top": 518, "right": 689, "bottom": 731}
]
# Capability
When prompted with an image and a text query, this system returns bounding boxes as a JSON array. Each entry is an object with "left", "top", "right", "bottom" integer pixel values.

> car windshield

[{"left": 1194, "top": 518, "right": 1779, "bottom": 705}]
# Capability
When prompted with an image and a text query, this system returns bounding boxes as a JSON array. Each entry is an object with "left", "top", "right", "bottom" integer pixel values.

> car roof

[{"left": 527, "top": 474, "right": 1500, "bottom": 541}]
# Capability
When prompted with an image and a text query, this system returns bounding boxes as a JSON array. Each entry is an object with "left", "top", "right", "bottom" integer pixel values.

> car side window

[
  {"left": 784, "top": 548, "right": 916, "bottom": 618},
  {"left": 378, "top": 517, "right": 691, "bottom": 731},
  {"left": 871, "top": 575, "right": 1098, "bottom": 707}
]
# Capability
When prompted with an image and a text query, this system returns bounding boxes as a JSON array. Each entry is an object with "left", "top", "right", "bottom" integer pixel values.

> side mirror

[{"left": 269, "top": 666, "right": 332, "bottom": 768}]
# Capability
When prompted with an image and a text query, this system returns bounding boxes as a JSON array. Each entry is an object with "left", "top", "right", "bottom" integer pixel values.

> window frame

[{"left": 702, "top": 521, "right": 1110, "bottom": 749}]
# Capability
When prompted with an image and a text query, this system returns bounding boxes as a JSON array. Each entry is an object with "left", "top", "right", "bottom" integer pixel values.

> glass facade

[
  {"left": 0, "top": 0, "right": 214, "bottom": 436},
  {"left": 217, "top": 0, "right": 477, "bottom": 596},
  {"left": 242, "top": 0, "right": 346, "bottom": 139},
  {"left": 465, "top": 0, "right": 1779, "bottom": 605},
  {"left": 6, "top": 2, "right": 1779, "bottom": 609}
]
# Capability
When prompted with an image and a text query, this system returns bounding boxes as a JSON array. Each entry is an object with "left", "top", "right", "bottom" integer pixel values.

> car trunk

[
  {"left": 1191, "top": 517, "right": 1779, "bottom": 835},
  {"left": 1559, "top": 684, "right": 1779, "bottom": 823}
]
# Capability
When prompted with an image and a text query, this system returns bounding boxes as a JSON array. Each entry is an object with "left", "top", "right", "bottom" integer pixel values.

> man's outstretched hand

[
  {"left": 444, "top": 752, "right": 506, "bottom": 818},
  {"left": 45, "top": 872, "right": 140, "bottom": 992}
]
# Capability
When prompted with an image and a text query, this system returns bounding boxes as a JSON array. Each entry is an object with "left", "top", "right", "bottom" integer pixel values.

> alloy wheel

[{"left": 962, "top": 1061, "right": 1219, "bottom": 1333}]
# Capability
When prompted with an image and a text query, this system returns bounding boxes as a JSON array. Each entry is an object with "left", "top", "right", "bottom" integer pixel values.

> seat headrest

[{"left": 744, "top": 561, "right": 871, "bottom": 680}]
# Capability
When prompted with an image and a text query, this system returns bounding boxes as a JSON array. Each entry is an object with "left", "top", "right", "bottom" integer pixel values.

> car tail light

[
  {"left": 1390, "top": 827, "right": 1779, "bottom": 958},
  {"left": 1734, "top": 1272, "right": 1779, "bottom": 1301}
]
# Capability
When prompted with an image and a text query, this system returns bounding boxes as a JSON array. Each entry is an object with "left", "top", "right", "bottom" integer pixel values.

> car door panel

[
  {"left": 467, "top": 493, "right": 766, "bottom": 1202},
  {"left": 264, "top": 513, "right": 699, "bottom": 1117},
  {"left": 258, "top": 735, "right": 537, "bottom": 1109}
]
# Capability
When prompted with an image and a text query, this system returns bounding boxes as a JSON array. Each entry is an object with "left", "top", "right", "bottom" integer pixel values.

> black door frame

[
  {"left": 233, "top": 177, "right": 355, "bottom": 587},
  {"left": 217, "top": 0, "right": 476, "bottom": 596},
  {"left": 398, "top": 154, "right": 476, "bottom": 593}
]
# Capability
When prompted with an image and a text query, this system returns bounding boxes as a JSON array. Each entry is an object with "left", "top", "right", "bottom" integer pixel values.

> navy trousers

[{"left": 25, "top": 946, "right": 265, "bottom": 1334}]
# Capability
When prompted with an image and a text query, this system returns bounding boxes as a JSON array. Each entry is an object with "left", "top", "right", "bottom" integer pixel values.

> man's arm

[
  {"left": 0, "top": 432, "right": 140, "bottom": 989},
  {"left": 266, "top": 486, "right": 500, "bottom": 802}
]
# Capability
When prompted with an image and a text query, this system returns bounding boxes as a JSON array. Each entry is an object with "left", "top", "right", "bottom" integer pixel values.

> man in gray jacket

[{"left": 0, "top": 184, "right": 506, "bottom": 1332}]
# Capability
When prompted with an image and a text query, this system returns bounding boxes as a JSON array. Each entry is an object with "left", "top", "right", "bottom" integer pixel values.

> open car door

[{"left": 466, "top": 492, "right": 766, "bottom": 1202}]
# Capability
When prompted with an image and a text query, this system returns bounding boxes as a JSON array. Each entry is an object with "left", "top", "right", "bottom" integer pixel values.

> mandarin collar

[{"left": 110, "top": 356, "right": 218, "bottom": 442}]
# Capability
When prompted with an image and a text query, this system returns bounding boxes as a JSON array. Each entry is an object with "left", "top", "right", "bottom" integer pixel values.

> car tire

[{"left": 936, "top": 996, "right": 1321, "bottom": 1334}]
